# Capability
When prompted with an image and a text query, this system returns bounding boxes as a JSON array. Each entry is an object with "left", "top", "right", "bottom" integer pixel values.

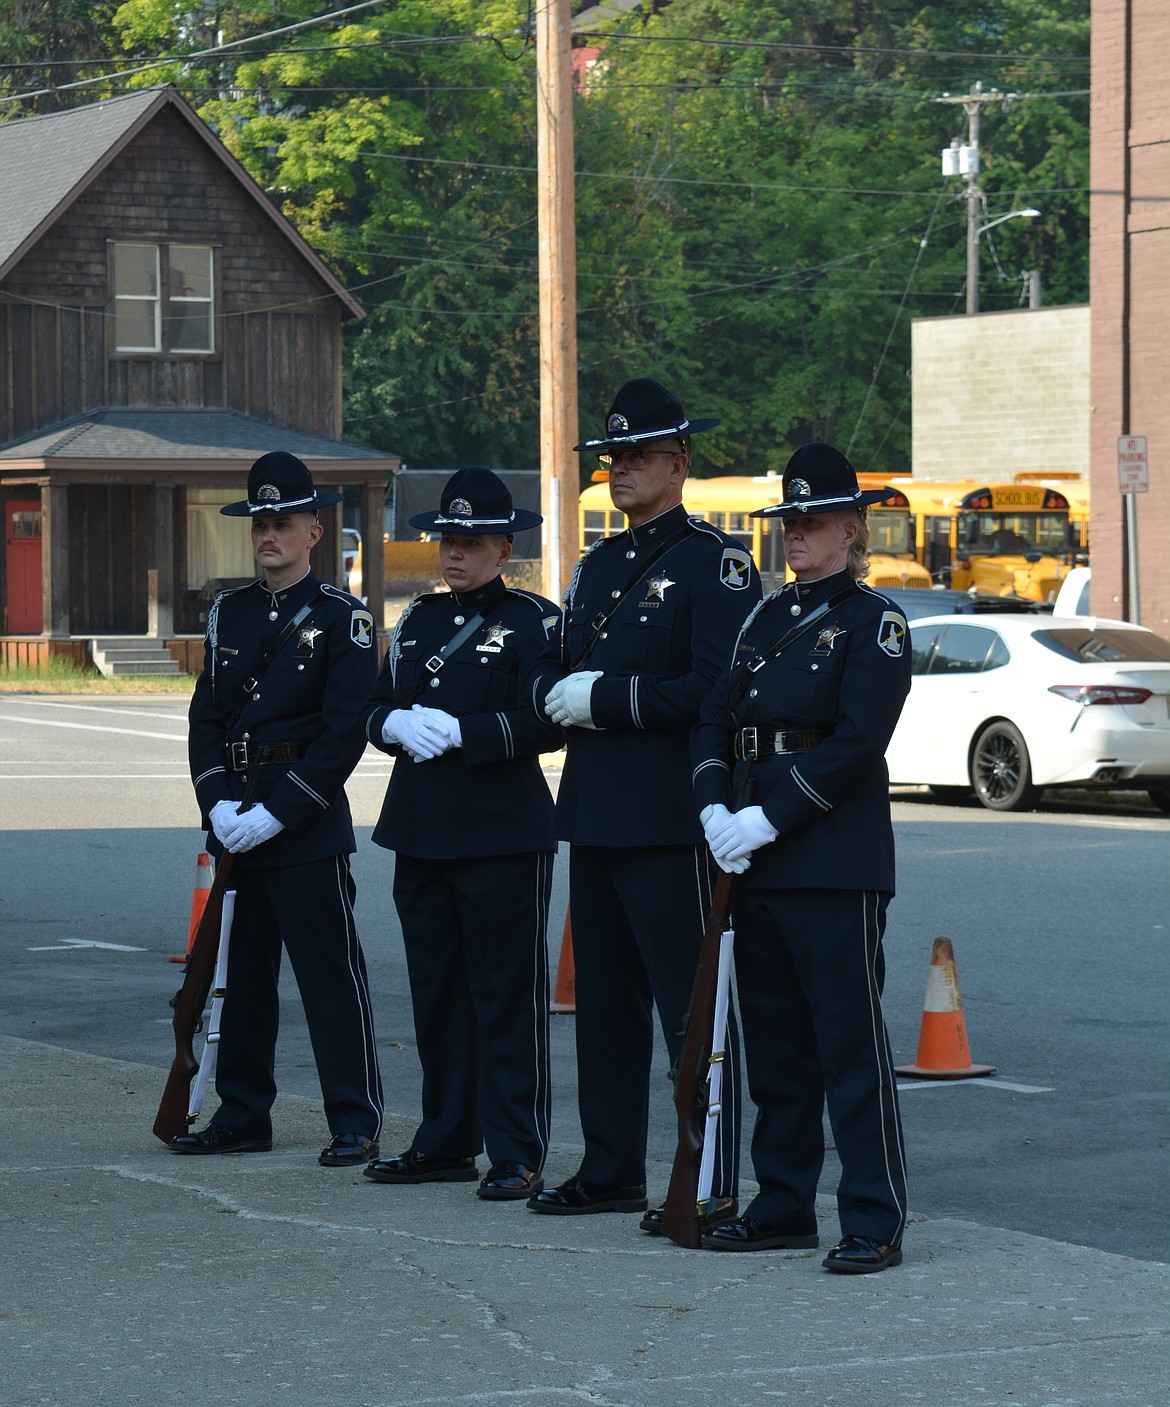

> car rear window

[{"left": 1034, "top": 628, "right": 1170, "bottom": 663}]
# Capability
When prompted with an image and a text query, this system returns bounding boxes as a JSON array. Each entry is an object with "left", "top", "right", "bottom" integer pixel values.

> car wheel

[
  {"left": 970, "top": 721, "right": 1042, "bottom": 812},
  {"left": 1148, "top": 786, "right": 1170, "bottom": 815},
  {"left": 928, "top": 785, "right": 972, "bottom": 804}
]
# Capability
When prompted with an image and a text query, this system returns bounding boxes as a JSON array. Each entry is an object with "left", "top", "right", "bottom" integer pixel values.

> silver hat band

[
  {"left": 249, "top": 493, "right": 316, "bottom": 514},
  {"left": 432, "top": 512, "right": 515, "bottom": 527}
]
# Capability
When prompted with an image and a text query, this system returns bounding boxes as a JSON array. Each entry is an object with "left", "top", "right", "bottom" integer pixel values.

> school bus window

[
  {"left": 869, "top": 507, "right": 914, "bottom": 555},
  {"left": 726, "top": 512, "right": 754, "bottom": 552},
  {"left": 583, "top": 509, "right": 608, "bottom": 547}
]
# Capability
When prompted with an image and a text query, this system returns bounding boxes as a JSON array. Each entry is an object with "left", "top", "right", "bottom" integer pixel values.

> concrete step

[{"left": 90, "top": 639, "right": 182, "bottom": 678}]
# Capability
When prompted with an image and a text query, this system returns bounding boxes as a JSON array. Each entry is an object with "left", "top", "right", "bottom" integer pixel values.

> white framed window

[
  {"left": 112, "top": 242, "right": 215, "bottom": 354},
  {"left": 113, "top": 243, "right": 161, "bottom": 352}
]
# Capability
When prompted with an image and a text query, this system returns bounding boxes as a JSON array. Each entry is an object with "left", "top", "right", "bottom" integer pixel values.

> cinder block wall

[{"left": 910, "top": 306, "right": 1090, "bottom": 480}]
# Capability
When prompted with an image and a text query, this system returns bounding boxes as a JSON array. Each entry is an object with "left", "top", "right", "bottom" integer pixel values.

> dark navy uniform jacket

[
  {"left": 532, "top": 502, "right": 762, "bottom": 847},
  {"left": 364, "top": 575, "right": 563, "bottom": 859},
  {"left": 188, "top": 570, "right": 378, "bottom": 869},
  {"left": 691, "top": 571, "right": 911, "bottom": 892}
]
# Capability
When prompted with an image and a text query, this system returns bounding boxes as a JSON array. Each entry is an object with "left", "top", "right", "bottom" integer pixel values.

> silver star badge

[
  {"left": 646, "top": 574, "right": 675, "bottom": 602},
  {"left": 298, "top": 626, "right": 324, "bottom": 649},
  {"left": 484, "top": 623, "right": 514, "bottom": 646}
]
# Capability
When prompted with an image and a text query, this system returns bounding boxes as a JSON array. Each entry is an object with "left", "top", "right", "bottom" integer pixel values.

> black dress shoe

[
  {"left": 318, "top": 1133, "right": 380, "bottom": 1168},
  {"left": 526, "top": 1176, "right": 647, "bottom": 1215},
  {"left": 363, "top": 1149, "right": 478, "bottom": 1184},
  {"left": 169, "top": 1123, "right": 272, "bottom": 1156},
  {"left": 640, "top": 1196, "right": 739, "bottom": 1236},
  {"left": 477, "top": 1161, "right": 544, "bottom": 1200},
  {"left": 822, "top": 1234, "right": 903, "bottom": 1274},
  {"left": 700, "top": 1214, "right": 818, "bottom": 1251}
]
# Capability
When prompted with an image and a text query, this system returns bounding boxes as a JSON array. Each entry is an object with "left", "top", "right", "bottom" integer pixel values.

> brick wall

[
  {"left": 910, "top": 306, "right": 1090, "bottom": 478},
  {"left": 1090, "top": 0, "right": 1170, "bottom": 633}
]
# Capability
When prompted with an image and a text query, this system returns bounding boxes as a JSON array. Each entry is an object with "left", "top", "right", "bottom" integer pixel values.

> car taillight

[{"left": 1048, "top": 685, "right": 1153, "bottom": 705}]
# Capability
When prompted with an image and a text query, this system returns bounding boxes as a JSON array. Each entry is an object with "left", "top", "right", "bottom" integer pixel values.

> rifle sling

[{"left": 569, "top": 525, "right": 694, "bottom": 672}]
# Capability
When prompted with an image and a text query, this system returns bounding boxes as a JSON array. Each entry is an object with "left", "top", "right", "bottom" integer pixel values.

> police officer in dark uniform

[
  {"left": 691, "top": 442, "right": 912, "bottom": 1272},
  {"left": 173, "top": 451, "right": 383, "bottom": 1167},
  {"left": 526, "top": 378, "right": 761, "bottom": 1228},
  {"left": 360, "top": 468, "right": 563, "bottom": 1201}
]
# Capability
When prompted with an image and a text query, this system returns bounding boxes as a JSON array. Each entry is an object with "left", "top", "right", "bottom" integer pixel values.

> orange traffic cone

[
  {"left": 168, "top": 852, "right": 213, "bottom": 963},
  {"left": 550, "top": 908, "right": 575, "bottom": 1013},
  {"left": 895, "top": 936, "right": 996, "bottom": 1079}
]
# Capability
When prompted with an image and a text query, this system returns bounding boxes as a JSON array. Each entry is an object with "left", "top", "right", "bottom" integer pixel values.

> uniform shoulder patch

[
  {"left": 719, "top": 546, "right": 753, "bottom": 591},
  {"left": 350, "top": 609, "right": 375, "bottom": 648},
  {"left": 877, "top": 611, "right": 907, "bottom": 657}
]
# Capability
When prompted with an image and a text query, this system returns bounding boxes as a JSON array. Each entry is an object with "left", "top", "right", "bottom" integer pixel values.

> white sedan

[{"left": 885, "top": 614, "right": 1170, "bottom": 811}]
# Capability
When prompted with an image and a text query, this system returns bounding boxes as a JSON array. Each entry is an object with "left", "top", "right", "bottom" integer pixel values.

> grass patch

[{"left": 0, "top": 659, "right": 194, "bottom": 695}]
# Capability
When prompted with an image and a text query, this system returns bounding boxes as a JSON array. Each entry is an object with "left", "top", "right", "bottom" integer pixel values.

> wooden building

[{"left": 0, "top": 86, "right": 398, "bottom": 659}]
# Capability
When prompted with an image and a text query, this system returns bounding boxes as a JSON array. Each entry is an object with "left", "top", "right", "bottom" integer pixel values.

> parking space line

[{"left": 897, "top": 1078, "right": 1054, "bottom": 1094}]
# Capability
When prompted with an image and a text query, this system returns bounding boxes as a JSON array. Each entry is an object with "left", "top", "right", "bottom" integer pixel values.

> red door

[{"left": 6, "top": 501, "right": 43, "bottom": 633}]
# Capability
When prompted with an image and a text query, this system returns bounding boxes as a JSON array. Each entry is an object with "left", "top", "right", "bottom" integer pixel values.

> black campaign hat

[
  {"left": 574, "top": 377, "right": 719, "bottom": 452},
  {"left": 408, "top": 466, "right": 543, "bottom": 535},
  {"left": 220, "top": 451, "right": 343, "bottom": 517},
  {"left": 749, "top": 442, "right": 897, "bottom": 519}
]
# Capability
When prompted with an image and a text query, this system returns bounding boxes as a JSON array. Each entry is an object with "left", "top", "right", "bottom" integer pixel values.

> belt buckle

[
  {"left": 424, "top": 654, "right": 445, "bottom": 675},
  {"left": 230, "top": 741, "right": 249, "bottom": 772},
  {"left": 739, "top": 726, "right": 758, "bottom": 761}
]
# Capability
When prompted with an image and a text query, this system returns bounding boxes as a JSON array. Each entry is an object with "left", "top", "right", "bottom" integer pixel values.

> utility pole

[
  {"left": 535, "top": 0, "right": 579, "bottom": 602},
  {"left": 938, "top": 82, "right": 1023, "bottom": 314}
]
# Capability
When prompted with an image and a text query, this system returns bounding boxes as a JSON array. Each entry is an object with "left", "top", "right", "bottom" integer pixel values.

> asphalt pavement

[{"left": 1, "top": 692, "right": 1168, "bottom": 1405}]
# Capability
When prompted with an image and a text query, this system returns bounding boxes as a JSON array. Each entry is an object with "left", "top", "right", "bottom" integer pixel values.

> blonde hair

[{"left": 846, "top": 509, "right": 870, "bottom": 579}]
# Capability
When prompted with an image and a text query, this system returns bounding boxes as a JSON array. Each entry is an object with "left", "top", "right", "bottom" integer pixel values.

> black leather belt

[
  {"left": 226, "top": 741, "right": 305, "bottom": 773},
  {"left": 735, "top": 727, "right": 825, "bottom": 761}
]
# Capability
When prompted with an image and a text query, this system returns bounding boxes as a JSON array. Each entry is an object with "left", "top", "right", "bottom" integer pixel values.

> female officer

[{"left": 690, "top": 441, "right": 912, "bottom": 1273}]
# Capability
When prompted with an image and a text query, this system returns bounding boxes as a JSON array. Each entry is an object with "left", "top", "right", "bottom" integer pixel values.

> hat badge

[
  {"left": 257, "top": 483, "right": 281, "bottom": 502},
  {"left": 448, "top": 497, "right": 473, "bottom": 517},
  {"left": 789, "top": 478, "right": 812, "bottom": 498},
  {"left": 607, "top": 412, "right": 629, "bottom": 433}
]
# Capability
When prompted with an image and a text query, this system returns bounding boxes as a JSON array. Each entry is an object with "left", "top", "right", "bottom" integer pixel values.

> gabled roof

[{"left": 0, "top": 86, "right": 365, "bottom": 318}]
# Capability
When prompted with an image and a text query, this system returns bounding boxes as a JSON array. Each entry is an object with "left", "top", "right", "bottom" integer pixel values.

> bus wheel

[
  {"left": 1148, "top": 786, "right": 1170, "bottom": 815},
  {"left": 970, "top": 722, "right": 1042, "bottom": 812}
]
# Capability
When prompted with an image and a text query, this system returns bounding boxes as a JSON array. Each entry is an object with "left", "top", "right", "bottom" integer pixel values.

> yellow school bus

[
  {"left": 579, "top": 474, "right": 933, "bottom": 591},
  {"left": 894, "top": 479, "right": 1074, "bottom": 602}
]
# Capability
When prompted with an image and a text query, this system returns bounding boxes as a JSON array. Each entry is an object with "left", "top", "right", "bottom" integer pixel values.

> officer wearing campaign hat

[
  {"left": 527, "top": 378, "right": 761, "bottom": 1230},
  {"left": 690, "top": 440, "right": 911, "bottom": 1272},
  {"left": 176, "top": 452, "right": 383, "bottom": 1167},
  {"left": 362, "top": 468, "right": 563, "bottom": 1202}
]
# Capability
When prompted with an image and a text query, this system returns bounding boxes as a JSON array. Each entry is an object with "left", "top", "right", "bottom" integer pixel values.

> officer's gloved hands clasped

[
  {"left": 209, "top": 799, "right": 239, "bottom": 848},
  {"left": 221, "top": 803, "right": 285, "bottom": 854},
  {"left": 544, "top": 671, "right": 603, "bottom": 729},
  {"left": 711, "top": 805, "right": 778, "bottom": 865},
  {"left": 700, "top": 803, "right": 751, "bottom": 874},
  {"left": 382, "top": 704, "right": 454, "bottom": 761},
  {"left": 407, "top": 708, "right": 461, "bottom": 763}
]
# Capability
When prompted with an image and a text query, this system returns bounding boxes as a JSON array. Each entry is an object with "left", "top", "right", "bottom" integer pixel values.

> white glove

[
  {"left": 382, "top": 705, "right": 452, "bottom": 760},
  {"left": 209, "top": 799, "right": 239, "bottom": 847},
  {"left": 544, "top": 670, "right": 603, "bottom": 728},
  {"left": 712, "top": 805, "right": 778, "bottom": 864},
  {"left": 700, "top": 803, "right": 751, "bottom": 874},
  {"left": 221, "top": 803, "right": 285, "bottom": 854},
  {"left": 407, "top": 707, "right": 462, "bottom": 762}
]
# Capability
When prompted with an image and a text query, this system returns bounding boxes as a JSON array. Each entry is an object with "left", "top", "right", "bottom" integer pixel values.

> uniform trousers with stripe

[
  {"left": 392, "top": 851, "right": 552, "bottom": 1171},
  {"left": 569, "top": 844, "right": 740, "bottom": 1196},
  {"left": 732, "top": 886, "right": 907, "bottom": 1246},
  {"left": 212, "top": 855, "right": 383, "bottom": 1139}
]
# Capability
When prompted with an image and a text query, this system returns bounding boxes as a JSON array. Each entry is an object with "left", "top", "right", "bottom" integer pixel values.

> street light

[{"left": 976, "top": 208, "right": 1041, "bottom": 236}]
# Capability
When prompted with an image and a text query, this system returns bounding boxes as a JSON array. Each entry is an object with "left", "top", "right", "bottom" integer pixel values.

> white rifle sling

[
  {"left": 696, "top": 921, "right": 736, "bottom": 1212},
  {"left": 187, "top": 889, "right": 236, "bottom": 1122}
]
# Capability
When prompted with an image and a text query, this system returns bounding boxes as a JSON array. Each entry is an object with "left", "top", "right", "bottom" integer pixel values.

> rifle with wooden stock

[
  {"left": 152, "top": 850, "right": 238, "bottom": 1144},
  {"left": 661, "top": 869, "right": 736, "bottom": 1248}
]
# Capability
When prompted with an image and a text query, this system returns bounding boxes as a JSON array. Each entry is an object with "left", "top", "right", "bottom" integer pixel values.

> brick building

[{"left": 1090, "top": 0, "right": 1169, "bottom": 633}]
